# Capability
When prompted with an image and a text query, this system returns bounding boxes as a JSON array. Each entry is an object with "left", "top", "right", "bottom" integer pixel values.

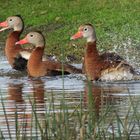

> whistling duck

[
  {"left": 71, "top": 23, "right": 138, "bottom": 81},
  {"left": 16, "top": 31, "right": 82, "bottom": 77},
  {"left": 0, "top": 15, "right": 32, "bottom": 71}
]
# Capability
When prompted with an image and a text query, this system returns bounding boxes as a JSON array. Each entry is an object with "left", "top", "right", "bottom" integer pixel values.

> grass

[{"left": 0, "top": 0, "right": 139, "bottom": 62}]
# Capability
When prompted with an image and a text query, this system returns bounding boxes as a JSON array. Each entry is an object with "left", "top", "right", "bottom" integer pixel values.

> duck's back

[{"left": 100, "top": 53, "right": 136, "bottom": 81}]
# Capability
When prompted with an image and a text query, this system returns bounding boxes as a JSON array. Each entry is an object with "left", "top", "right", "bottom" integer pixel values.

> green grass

[{"left": 0, "top": 0, "right": 139, "bottom": 62}]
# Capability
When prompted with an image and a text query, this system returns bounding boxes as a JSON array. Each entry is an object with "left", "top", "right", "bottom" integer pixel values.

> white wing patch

[
  {"left": 20, "top": 51, "right": 31, "bottom": 60},
  {"left": 19, "top": 51, "right": 54, "bottom": 61}
]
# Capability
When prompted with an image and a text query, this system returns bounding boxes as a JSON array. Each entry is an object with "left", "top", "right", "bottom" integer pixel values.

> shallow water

[{"left": 0, "top": 45, "right": 140, "bottom": 139}]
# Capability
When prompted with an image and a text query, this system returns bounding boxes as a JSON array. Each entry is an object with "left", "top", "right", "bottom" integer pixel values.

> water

[{"left": 0, "top": 45, "right": 140, "bottom": 139}]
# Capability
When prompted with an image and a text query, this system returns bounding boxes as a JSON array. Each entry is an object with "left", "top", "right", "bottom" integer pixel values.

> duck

[
  {"left": 16, "top": 31, "right": 82, "bottom": 77},
  {"left": 71, "top": 23, "right": 138, "bottom": 81},
  {"left": 0, "top": 15, "right": 32, "bottom": 71}
]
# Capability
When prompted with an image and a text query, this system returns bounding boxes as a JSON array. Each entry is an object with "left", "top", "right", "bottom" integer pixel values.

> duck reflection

[
  {"left": 84, "top": 81, "right": 101, "bottom": 117},
  {"left": 0, "top": 82, "right": 26, "bottom": 138},
  {"left": 31, "top": 78, "right": 45, "bottom": 108},
  {"left": 0, "top": 78, "right": 45, "bottom": 138},
  {"left": 84, "top": 81, "right": 128, "bottom": 117},
  {"left": 7, "top": 83, "right": 24, "bottom": 112},
  {"left": 28, "top": 78, "right": 45, "bottom": 128}
]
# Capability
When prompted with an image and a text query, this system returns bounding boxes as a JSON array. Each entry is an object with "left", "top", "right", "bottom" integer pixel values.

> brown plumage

[
  {"left": 0, "top": 15, "right": 32, "bottom": 71},
  {"left": 71, "top": 24, "right": 136, "bottom": 81},
  {"left": 16, "top": 32, "right": 82, "bottom": 77}
]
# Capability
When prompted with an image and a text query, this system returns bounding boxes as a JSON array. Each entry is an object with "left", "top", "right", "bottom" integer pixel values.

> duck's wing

[
  {"left": 43, "top": 60, "right": 82, "bottom": 76},
  {"left": 100, "top": 52, "right": 124, "bottom": 62}
]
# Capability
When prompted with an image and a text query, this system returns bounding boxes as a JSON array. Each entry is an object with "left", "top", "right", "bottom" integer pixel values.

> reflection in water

[
  {"left": 84, "top": 81, "right": 128, "bottom": 117},
  {"left": 84, "top": 81, "right": 101, "bottom": 117},
  {"left": 84, "top": 81, "right": 140, "bottom": 138},
  {"left": 31, "top": 78, "right": 45, "bottom": 105},
  {"left": 7, "top": 83, "right": 24, "bottom": 111},
  {"left": 0, "top": 76, "right": 140, "bottom": 139},
  {"left": 0, "top": 78, "right": 45, "bottom": 139},
  {"left": 0, "top": 83, "right": 25, "bottom": 139},
  {"left": 29, "top": 78, "right": 45, "bottom": 130}
]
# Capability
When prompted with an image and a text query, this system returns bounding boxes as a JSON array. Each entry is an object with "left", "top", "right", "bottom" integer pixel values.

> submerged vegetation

[{"left": 0, "top": 0, "right": 139, "bottom": 62}]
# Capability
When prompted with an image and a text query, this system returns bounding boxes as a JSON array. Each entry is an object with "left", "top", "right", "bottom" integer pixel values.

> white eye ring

[
  {"left": 30, "top": 34, "right": 34, "bottom": 37},
  {"left": 84, "top": 28, "right": 88, "bottom": 32},
  {"left": 9, "top": 19, "right": 13, "bottom": 22}
]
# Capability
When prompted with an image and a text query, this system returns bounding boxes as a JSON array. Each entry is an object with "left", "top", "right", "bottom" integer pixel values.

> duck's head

[
  {"left": 71, "top": 23, "right": 96, "bottom": 43},
  {"left": 0, "top": 15, "right": 24, "bottom": 32},
  {"left": 15, "top": 31, "right": 45, "bottom": 47}
]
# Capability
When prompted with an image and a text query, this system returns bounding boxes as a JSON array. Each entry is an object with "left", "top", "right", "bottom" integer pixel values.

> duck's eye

[
  {"left": 30, "top": 34, "right": 34, "bottom": 37},
  {"left": 84, "top": 28, "right": 88, "bottom": 31},
  {"left": 9, "top": 19, "right": 13, "bottom": 22}
]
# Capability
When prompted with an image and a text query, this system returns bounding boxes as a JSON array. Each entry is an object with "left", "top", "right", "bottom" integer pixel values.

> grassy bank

[{"left": 0, "top": 0, "right": 139, "bottom": 62}]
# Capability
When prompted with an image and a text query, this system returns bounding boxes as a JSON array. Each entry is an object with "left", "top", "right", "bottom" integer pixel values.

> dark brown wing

[
  {"left": 43, "top": 60, "right": 82, "bottom": 76},
  {"left": 100, "top": 52, "right": 136, "bottom": 74},
  {"left": 47, "top": 69, "right": 70, "bottom": 76},
  {"left": 100, "top": 52, "right": 124, "bottom": 62}
]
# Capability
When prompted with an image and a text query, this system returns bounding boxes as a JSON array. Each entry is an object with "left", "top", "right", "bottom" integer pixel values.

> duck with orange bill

[
  {"left": 0, "top": 15, "right": 33, "bottom": 71},
  {"left": 16, "top": 31, "right": 82, "bottom": 77},
  {"left": 71, "top": 23, "right": 139, "bottom": 81}
]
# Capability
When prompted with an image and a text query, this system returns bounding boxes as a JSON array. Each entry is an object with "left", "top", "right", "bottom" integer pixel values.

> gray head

[
  {"left": 71, "top": 23, "right": 96, "bottom": 42},
  {"left": 0, "top": 15, "right": 24, "bottom": 32},
  {"left": 16, "top": 31, "right": 45, "bottom": 47}
]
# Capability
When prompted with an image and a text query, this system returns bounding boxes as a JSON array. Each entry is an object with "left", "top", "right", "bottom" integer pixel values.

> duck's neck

[
  {"left": 85, "top": 41, "right": 99, "bottom": 58},
  {"left": 6, "top": 31, "right": 22, "bottom": 50},
  {"left": 28, "top": 47, "right": 44, "bottom": 65},
  {"left": 5, "top": 31, "right": 22, "bottom": 66},
  {"left": 84, "top": 41, "right": 102, "bottom": 80}
]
